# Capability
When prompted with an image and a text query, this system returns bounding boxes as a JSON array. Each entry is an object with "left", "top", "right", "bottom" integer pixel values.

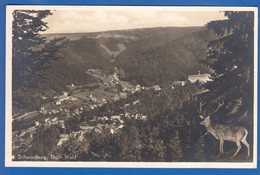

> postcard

[{"left": 5, "top": 6, "right": 258, "bottom": 168}]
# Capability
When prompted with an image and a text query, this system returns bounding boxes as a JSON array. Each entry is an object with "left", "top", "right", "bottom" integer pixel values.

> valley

[{"left": 12, "top": 26, "right": 222, "bottom": 161}]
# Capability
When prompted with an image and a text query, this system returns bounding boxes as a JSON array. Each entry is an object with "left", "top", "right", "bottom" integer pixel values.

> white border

[{"left": 5, "top": 5, "right": 258, "bottom": 168}]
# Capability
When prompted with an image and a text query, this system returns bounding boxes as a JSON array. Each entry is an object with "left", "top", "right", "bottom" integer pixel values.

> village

[{"left": 12, "top": 69, "right": 211, "bottom": 152}]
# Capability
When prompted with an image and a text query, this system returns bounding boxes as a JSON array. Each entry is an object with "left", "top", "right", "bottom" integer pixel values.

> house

[
  {"left": 56, "top": 96, "right": 70, "bottom": 105},
  {"left": 61, "top": 123, "right": 65, "bottom": 129},
  {"left": 101, "top": 116, "right": 109, "bottom": 120},
  {"left": 140, "top": 115, "right": 148, "bottom": 120},
  {"left": 172, "top": 81, "right": 187, "bottom": 86},
  {"left": 89, "top": 94, "right": 97, "bottom": 102},
  {"left": 188, "top": 71, "right": 212, "bottom": 83},
  {"left": 119, "top": 119, "right": 125, "bottom": 124},
  {"left": 94, "top": 124, "right": 104, "bottom": 133},
  {"left": 35, "top": 121, "right": 40, "bottom": 126},
  {"left": 119, "top": 92, "right": 127, "bottom": 98},
  {"left": 112, "top": 94, "right": 120, "bottom": 101},
  {"left": 113, "top": 72, "right": 119, "bottom": 82},
  {"left": 111, "top": 115, "right": 121, "bottom": 120},
  {"left": 135, "top": 85, "right": 142, "bottom": 92},
  {"left": 40, "top": 108, "right": 48, "bottom": 114},
  {"left": 51, "top": 117, "right": 58, "bottom": 122},
  {"left": 42, "top": 96, "right": 47, "bottom": 100},
  {"left": 132, "top": 114, "right": 139, "bottom": 119},
  {"left": 64, "top": 92, "right": 68, "bottom": 97},
  {"left": 80, "top": 125, "right": 95, "bottom": 131},
  {"left": 110, "top": 128, "right": 115, "bottom": 134},
  {"left": 153, "top": 85, "right": 161, "bottom": 91},
  {"left": 125, "top": 112, "right": 131, "bottom": 118},
  {"left": 118, "top": 125, "right": 124, "bottom": 129},
  {"left": 74, "top": 108, "right": 80, "bottom": 115},
  {"left": 133, "top": 100, "right": 140, "bottom": 105},
  {"left": 57, "top": 134, "right": 69, "bottom": 146}
]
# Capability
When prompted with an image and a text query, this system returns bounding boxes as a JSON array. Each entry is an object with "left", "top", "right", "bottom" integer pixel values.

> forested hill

[
  {"left": 42, "top": 26, "right": 216, "bottom": 90},
  {"left": 115, "top": 27, "right": 216, "bottom": 86}
]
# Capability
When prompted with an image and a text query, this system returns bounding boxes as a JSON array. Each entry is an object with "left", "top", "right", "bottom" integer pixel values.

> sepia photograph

[{"left": 5, "top": 6, "right": 257, "bottom": 168}]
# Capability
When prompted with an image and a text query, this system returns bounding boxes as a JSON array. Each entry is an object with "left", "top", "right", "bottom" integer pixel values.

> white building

[
  {"left": 153, "top": 85, "right": 161, "bottom": 91},
  {"left": 57, "top": 134, "right": 69, "bottom": 146},
  {"left": 133, "top": 100, "right": 140, "bottom": 105},
  {"left": 172, "top": 81, "right": 187, "bottom": 86},
  {"left": 188, "top": 71, "right": 212, "bottom": 84},
  {"left": 111, "top": 115, "right": 121, "bottom": 120}
]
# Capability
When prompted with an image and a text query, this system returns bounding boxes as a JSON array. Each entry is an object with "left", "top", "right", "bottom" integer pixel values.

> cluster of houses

[
  {"left": 40, "top": 105, "right": 83, "bottom": 117},
  {"left": 16, "top": 69, "right": 213, "bottom": 149},
  {"left": 40, "top": 107, "right": 61, "bottom": 115},
  {"left": 57, "top": 115, "right": 126, "bottom": 146},
  {"left": 56, "top": 112, "right": 149, "bottom": 147},
  {"left": 125, "top": 113, "right": 148, "bottom": 120},
  {"left": 56, "top": 112, "right": 148, "bottom": 147},
  {"left": 57, "top": 131, "right": 86, "bottom": 146},
  {"left": 44, "top": 117, "right": 65, "bottom": 128},
  {"left": 79, "top": 122, "right": 123, "bottom": 135},
  {"left": 89, "top": 94, "right": 108, "bottom": 109},
  {"left": 86, "top": 69, "right": 120, "bottom": 87},
  {"left": 55, "top": 92, "right": 78, "bottom": 105}
]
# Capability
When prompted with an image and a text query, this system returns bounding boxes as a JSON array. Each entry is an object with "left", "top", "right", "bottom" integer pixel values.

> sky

[{"left": 43, "top": 8, "right": 228, "bottom": 34}]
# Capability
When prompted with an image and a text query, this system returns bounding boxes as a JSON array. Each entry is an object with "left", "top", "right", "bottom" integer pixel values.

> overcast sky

[{"left": 43, "top": 8, "right": 227, "bottom": 34}]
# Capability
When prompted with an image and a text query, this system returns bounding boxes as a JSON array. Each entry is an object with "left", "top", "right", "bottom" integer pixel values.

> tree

[
  {"left": 202, "top": 11, "right": 254, "bottom": 125},
  {"left": 27, "top": 125, "right": 60, "bottom": 157},
  {"left": 12, "top": 10, "right": 66, "bottom": 91}
]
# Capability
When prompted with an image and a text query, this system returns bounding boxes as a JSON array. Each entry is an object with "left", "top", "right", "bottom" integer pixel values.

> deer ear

[{"left": 199, "top": 115, "right": 204, "bottom": 119}]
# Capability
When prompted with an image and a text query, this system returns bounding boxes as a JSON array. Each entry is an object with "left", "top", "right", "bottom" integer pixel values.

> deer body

[
  {"left": 200, "top": 116, "right": 250, "bottom": 159},
  {"left": 198, "top": 100, "right": 250, "bottom": 159}
]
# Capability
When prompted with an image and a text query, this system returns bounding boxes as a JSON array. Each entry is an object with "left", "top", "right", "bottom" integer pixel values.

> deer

[{"left": 198, "top": 100, "right": 250, "bottom": 159}]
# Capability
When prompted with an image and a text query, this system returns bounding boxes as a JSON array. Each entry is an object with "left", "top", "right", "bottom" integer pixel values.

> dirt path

[{"left": 100, "top": 43, "right": 126, "bottom": 57}]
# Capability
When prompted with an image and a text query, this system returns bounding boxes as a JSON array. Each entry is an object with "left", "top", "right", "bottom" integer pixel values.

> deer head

[{"left": 200, "top": 116, "right": 211, "bottom": 126}]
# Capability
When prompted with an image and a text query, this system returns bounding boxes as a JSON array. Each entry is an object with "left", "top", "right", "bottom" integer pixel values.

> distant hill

[
  {"left": 115, "top": 27, "right": 216, "bottom": 86},
  {"left": 41, "top": 26, "right": 216, "bottom": 90}
]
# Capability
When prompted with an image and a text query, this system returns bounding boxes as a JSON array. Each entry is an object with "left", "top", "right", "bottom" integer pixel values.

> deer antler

[
  {"left": 208, "top": 100, "right": 224, "bottom": 116},
  {"left": 204, "top": 109, "right": 208, "bottom": 116},
  {"left": 199, "top": 101, "right": 206, "bottom": 113},
  {"left": 198, "top": 101, "right": 206, "bottom": 119}
]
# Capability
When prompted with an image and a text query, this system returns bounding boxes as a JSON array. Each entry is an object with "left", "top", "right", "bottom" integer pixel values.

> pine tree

[
  {"left": 202, "top": 11, "right": 254, "bottom": 124},
  {"left": 12, "top": 10, "right": 66, "bottom": 90}
]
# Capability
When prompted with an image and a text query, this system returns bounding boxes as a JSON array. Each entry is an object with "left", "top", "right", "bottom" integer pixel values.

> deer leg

[
  {"left": 241, "top": 138, "right": 250, "bottom": 158},
  {"left": 221, "top": 140, "right": 224, "bottom": 154},
  {"left": 217, "top": 140, "right": 224, "bottom": 157},
  {"left": 231, "top": 141, "right": 241, "bottom": 159}
]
